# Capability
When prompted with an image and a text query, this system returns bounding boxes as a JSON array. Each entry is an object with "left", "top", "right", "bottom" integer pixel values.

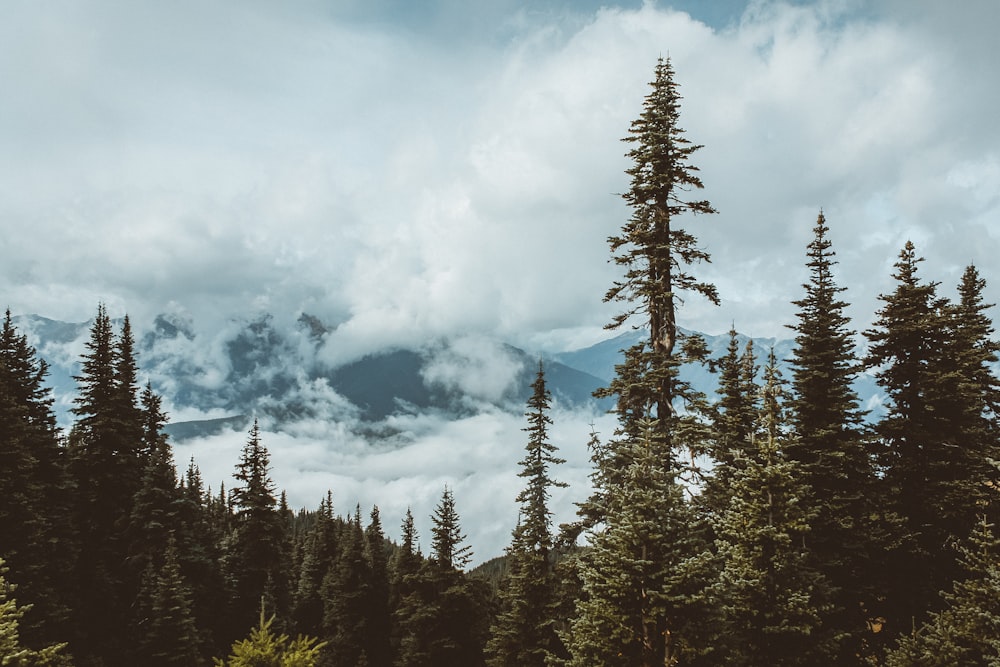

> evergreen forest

[{"left": 4, "top": 57, "right": 1000, "bottom": 666}]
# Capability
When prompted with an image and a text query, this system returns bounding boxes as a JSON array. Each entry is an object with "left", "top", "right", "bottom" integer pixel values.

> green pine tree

[
  {"left": 225, "top": 419, "right": 288, "bottom": 640},
  {"left": 0, "top": 558, "right": 71, "bottom": 667},
  {"left": 786, "top": 212, "right": 881, "bottom": 662},
  {"left": 486, "top": 362, "right": 568, "bottom": 667},
  {"left": 135, "top": 535, "right": 204, "bottom": 666},
  {"left": 706, "top": 350, "right": 835, "bottom": 666},
  {"left": 886, "top": 517, "right": 1000, "bottom": 666},
  {"left": 215, "top": 605, "right": 325, "bottom": 667}
]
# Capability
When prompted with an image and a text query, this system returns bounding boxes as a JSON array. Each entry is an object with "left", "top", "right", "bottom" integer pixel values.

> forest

[{"left": 3, "top": 57, "right": 1000, "bottom": 666}]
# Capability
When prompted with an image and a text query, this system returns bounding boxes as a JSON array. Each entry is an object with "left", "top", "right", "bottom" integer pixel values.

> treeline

[
  {"left": 0, "top": 303, "right": 499, "bottom": 666},
  {"left": 5, "top": 56, "right": 1000, "bottom": 666}
]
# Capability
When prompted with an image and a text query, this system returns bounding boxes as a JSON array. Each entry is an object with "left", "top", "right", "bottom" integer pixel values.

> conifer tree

[
  {"left": 364, "top": 506, "right": 392, "bottom": 667},
  {"left": 706, "top": 351, "right": 835, "bottom": 665},
  {"left": 568, "top": 421, "right": 700, "bottom": 666},
  {"left": 0, "top": 310, "right": 74, "bottom": 647},
  {"left": 226, "top": 419, "right": 288, "bottom": 639},
  {"left": 395, "top": 490, "right": 488, "bottom": 667},
  {"left": 0, "top": 558, "right": 71, "bottom": 667},
  {"left": 134, "top": 536, "right": 203, "bottom": 667},
  {"left": 786, "top": 212, "right": 879, "bottom": 660},
  {"left": 215, "top": 606, "right": 325, "bottom": 667},
  {"left": 885, "top": 517, "right": 1000, "bottom": 666},
  {"left": 864, "top": 242, "right": 974, "bottom": 632},
  {"left": 570, "top": 56, "right": 717, "bottom": 667},
  {"left": 294, "top": 493, "right": 338, "bottom": 639},
  {"left": 322, "top": 508, "right": 370, "bottom": 667},
  {"left": 68, "top": 305, "right": 148, "bottom": 662},
  {"left": 487, "top": 362, "right": 567, "bottom": 666}
]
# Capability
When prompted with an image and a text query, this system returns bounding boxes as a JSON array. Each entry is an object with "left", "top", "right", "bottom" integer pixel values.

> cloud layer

[{"left": 6, "top": 0, "right": 1000, "bottom": 559}]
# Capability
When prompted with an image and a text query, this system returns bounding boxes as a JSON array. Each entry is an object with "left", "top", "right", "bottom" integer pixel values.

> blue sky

[{"left": 4, "top": 0, "right": 1000, "bottom": 558}]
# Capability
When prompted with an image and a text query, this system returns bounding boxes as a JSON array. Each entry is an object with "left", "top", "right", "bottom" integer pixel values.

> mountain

[
  {"left": 14, "top": 312, "right": 887, "bottom": 439},
  {"left": 14, "top": 313, "right": 613, "bottom": 438}
]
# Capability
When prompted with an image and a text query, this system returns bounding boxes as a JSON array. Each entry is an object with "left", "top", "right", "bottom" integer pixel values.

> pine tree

[
  {"left": 864, "top": 242, "right": 973, "bottom": 632},
  {"left": 0, "top": 310, "right": 74, "bottom": 647},
  {"left": 786, "top": 212, "right": 880, "bottom": 661},
  {"left": 135, "top": 536, "right": 204, "bottom": 666},
  {"left": 569, "top": 57, "right": 717, "bottom": 667},
  {"left": 364, "top": 506, "right": 392, "bottom": 667},
  {"left": 321, "top": 508, "right": 370, "bottom": 667},
  {"left": 226, "top": 419, "right": 288, "bottom": 639},
  {"left": 0, "top": 558, "right": 71, "bottom": 667},
  {"left": 487, "top": 362, "right": 567, "bottom": 666},
  {"left": 395, "top": 490, "right": 489, "bottom": 667},
  {"left": 886, "top": 517, "right": 1000, "bottom": 666},
  {"left": 706, "top": 350, "right": 835, "bottom": 665}
]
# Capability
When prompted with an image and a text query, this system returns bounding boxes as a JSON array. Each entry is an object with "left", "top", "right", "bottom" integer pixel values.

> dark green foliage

[
  {"left": 786, "top": 212, "right": 881, "bottom": 661},
  {"left": 364, "top": 507, "right": 392, "bottom": 667},
  {"left": 0, "top": 558, "right": 71, "bottom": 667},
  {"left": 225, "top": 419, "right": 289, "bottom": 639},
  {"left": 486, "top": 363, "right": 567, "bottom": 666},
  {"left": 886, "top": 517, "right": 1000, "bottom": 666},
  {"left": 134, "top": 536, "right": 204, "bottom": 666},
  {"left": 865, "top": 242, "right": 995, "bottom": 635},
  {"left": 704, "top": 351, "right": 835, "bottom": 665},
  {"left": 294, "top": 493, "right": 339, "bottom": 639},
  {"left": 395, "top": 491, "right": 489, "bottom": 667},
  {"left": 0, "top": 310, "right": 74, "bottom": 648},
  {"left": 322, "top": 509, "right": 370, "bottom": 667}
]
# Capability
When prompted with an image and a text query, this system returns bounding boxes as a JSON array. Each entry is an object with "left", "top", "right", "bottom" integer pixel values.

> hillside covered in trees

[{"left": 4, "top": 57, "right": 1000, "bottom": 666}]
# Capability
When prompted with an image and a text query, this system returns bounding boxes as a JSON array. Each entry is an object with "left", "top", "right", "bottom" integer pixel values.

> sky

[{"left": 5, "top": 0, "right": 1000, "bottom": 559}]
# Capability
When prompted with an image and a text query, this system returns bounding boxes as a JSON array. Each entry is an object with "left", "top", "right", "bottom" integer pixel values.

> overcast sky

[{"left": 5, "top": 0, "right": 1000, "bottom": 559}]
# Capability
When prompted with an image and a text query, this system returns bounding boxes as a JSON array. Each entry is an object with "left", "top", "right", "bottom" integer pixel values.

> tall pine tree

[
  {"left": 786, "top": 212, "right": 880, "bottom": 661},
  {"left": 487, "top": 363, "right": 567, "bottom": 666}
]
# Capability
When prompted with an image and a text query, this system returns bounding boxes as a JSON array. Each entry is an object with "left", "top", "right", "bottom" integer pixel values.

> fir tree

[
  {"left": 569, "top": 57, "right": 717, "bottom": 667},
  {"left": 864, "top": 241, "right": 976, "bottom": 632},
  {"left": 706, "top": 350, "right": 835, "bottom": 665},
  {"left": 134, "top": 536, "right": 203, "bottom": 667},
  {"left": 886, "top": 517, "right": 1000, "bottom": 666},
  {"left": 0, "top": 310, "right": 74, "bottom": 647},
  {"left": 487, "top": 362, "right": 567, "bottom": 666},
  {"left": 0, "top": 558, "right": 71, "bottom": 667},
  {"left": 226, "top": 419, "right": 288, "bottom": 639},
  {"left": 786, "top": 212, "right": 880, "bottom": 661},
  {"left": 364, "top": 506, "right": 392, "bottom": 667},
  {"left": 294, "top": 493, "right": 338, "bottom": 639},
  {"left": 395, "top": 490, "right": 489, "bottom": 667},
  {"left": 321, "top": 508, "right": 370, "bottom": 667}
]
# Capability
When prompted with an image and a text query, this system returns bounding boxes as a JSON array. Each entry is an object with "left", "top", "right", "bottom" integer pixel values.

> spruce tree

[
  {"left": 0, "top": 310, "right": 74, "bottom": 647},
  {"left": 395, "top": 489, "right": 488, "bottom": 667},
  {"left": 786, "top": 212, "right": 879, "bottom": 660},
  {"left": 570, "top": 57, "right": 717, "bottom": 667},
  {"left": 321, "top": 508, "right": 370, "bottom": 667},
  {"left": 486, "top": 363, "right": 567, "bottom": 666},
  {"left": 364, "top": 506, "right": 392, "bottom": 667},
  {"left": 886, "top": 517, "right": 1000, "bottom": 666},
  {"left": 864, "top": 242, "right": 975, "bottom": 632},
  {"left": 226, "top": 419, "right": 288, "bottom": 639},
  {"left": 294, "top": 492, "right": 339, "bottom": 639},
  {"left": 134, "top": 536, "right": 203, "bottom": 667},
  {"left": 68, "top": 305, "right": 148, "bottom": 663},
  {"left": 706, "top": 350, "right": 835, "bottom": 665}
]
